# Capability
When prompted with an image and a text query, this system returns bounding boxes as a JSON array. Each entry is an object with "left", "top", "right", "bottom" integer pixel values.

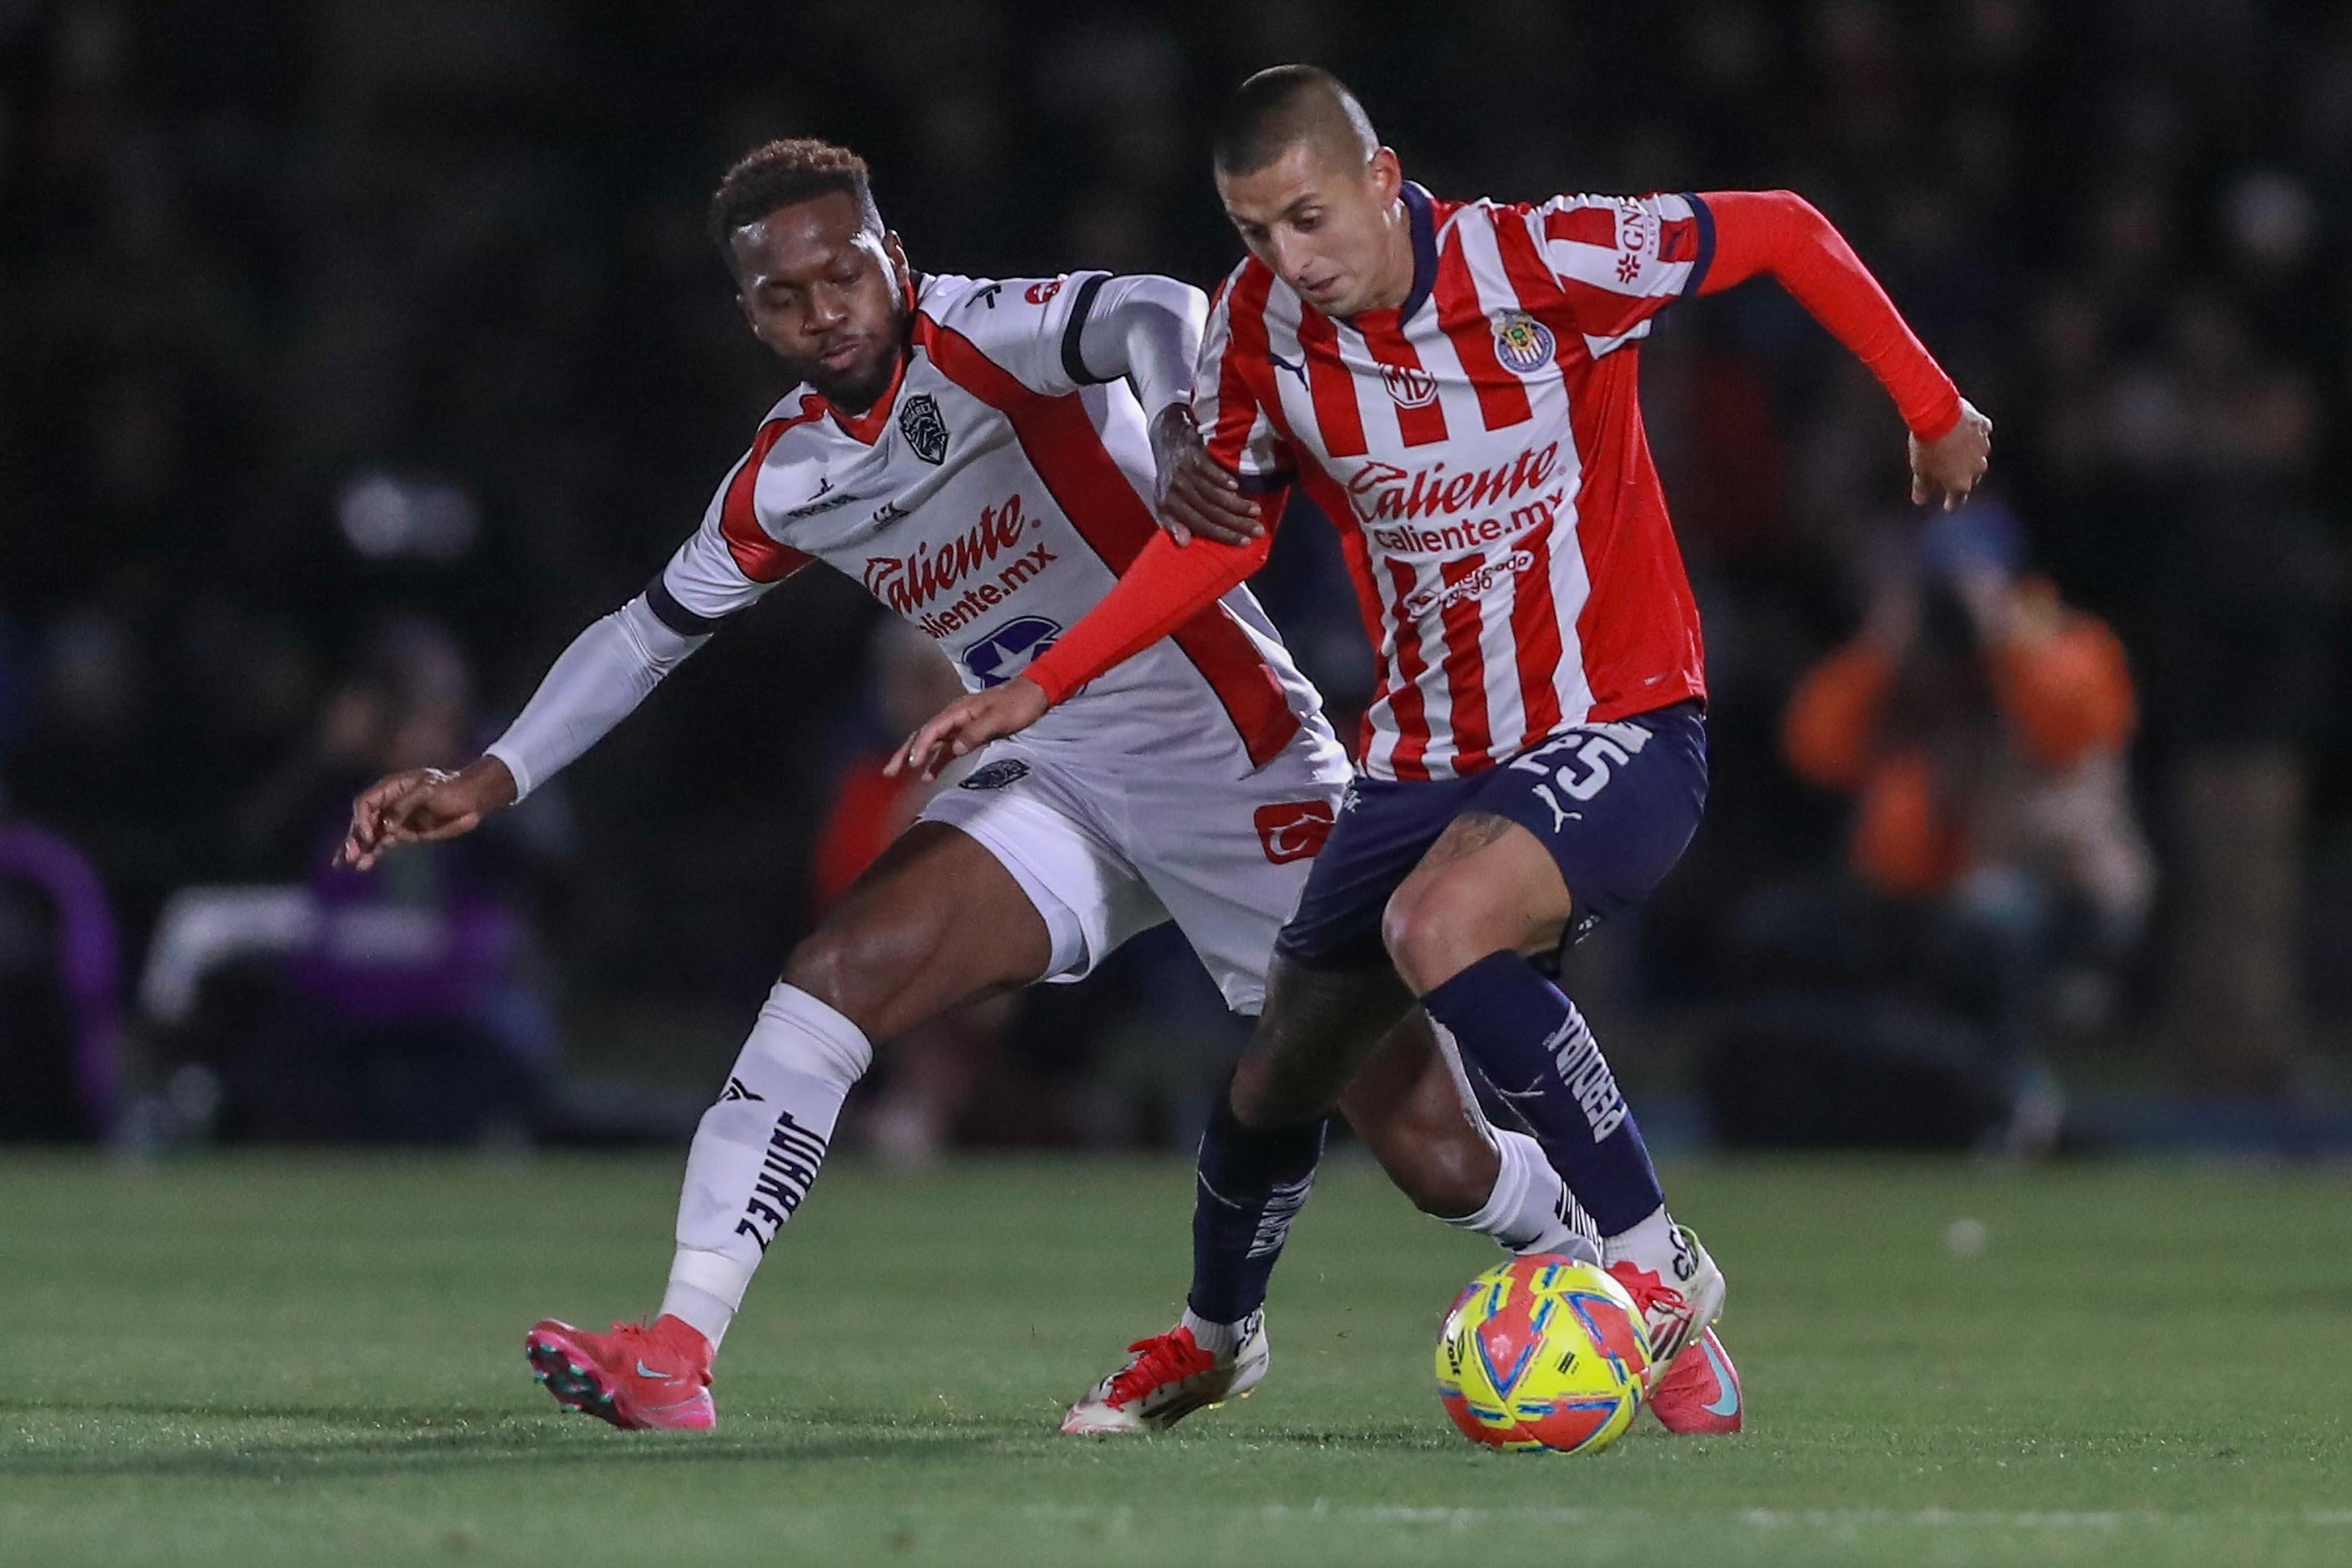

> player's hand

[
  {"left": 1150, "top": 402, "right": 1262, "bottom": 547},
  {"left": 333, "top": 755, "right": 517, "bottom": 871},
  {"left": 885, "top": 678, "right": 1049, "bottom": 781},
  {"left": 1910, "top": 397, "right": 1992, "bottom": 511}
]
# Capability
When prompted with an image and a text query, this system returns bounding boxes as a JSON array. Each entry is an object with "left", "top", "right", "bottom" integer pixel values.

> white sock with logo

[
  {"left": 1599, "top": 1204, "right": 1680, "bottom": 1281},
  {"left": 658, "top": 983, "right": 873, "bottom": 1352},
  {"left": 1178, "top": 1306, "right": 1250, "bottom": 1358},
  {"left": 1446, "top": 1129, "right": 1601, "bottom": 1264}
]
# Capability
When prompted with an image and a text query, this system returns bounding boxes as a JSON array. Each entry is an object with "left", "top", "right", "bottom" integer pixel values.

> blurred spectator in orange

[
  {"left": 1783, "top": 506, "right": 2153, "bottom": 1067},
  {"left": 1785, "top": 508, "right": 2152, "bottom": 940}
]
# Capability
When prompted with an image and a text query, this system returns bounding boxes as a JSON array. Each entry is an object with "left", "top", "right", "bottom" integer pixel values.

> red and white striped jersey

[
  {"left": 655, "top": 272, "right": 1325, "bottom": 777},
  {"left": 1198, "top": 183, "right": 1715, "bottom": 782}
]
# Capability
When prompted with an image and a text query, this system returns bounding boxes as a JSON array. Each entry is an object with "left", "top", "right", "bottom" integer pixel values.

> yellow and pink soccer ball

[{"left": 1434, "top": 1253, "right": 1652, "bottom": 1453}]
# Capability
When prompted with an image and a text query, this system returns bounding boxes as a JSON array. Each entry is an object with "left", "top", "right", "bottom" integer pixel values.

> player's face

[
  {"left": 731, "top": 191, "right": 911, "bottom": 412},
  {"left": 1217, "top": 142, "right": 1409, "bottom": 317}
]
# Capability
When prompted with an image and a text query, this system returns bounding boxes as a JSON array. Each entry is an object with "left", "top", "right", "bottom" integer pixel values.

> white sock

[
  {"left": 1446, "top": 1129, "right": 1601, "bottom": 1265},
  {"left": 1179, "top": 1305, "right": 1250, "bottom": 1357},
  {"left": 1600, "top": 1203, "right": 1679, "bottom": 1278},
  {"left": 658, "top": 983, "right": 874, "bottom": 1353}
]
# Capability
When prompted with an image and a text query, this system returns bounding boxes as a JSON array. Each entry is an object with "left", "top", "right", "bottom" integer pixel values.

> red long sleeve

[
  {"left": 1697, "top": 190, "right": 1963, "bottom": 442},
  {"left": 1022, "top": 510, "right": 1277, "bottom": 706}
]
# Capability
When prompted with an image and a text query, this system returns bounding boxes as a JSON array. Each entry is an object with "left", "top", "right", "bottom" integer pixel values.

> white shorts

[{"left": 918, "top": 721, "right": 1351, "bottom": 1015}]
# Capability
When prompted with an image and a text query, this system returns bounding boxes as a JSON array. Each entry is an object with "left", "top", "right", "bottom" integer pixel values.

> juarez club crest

[{"left": 1491, "top": 311, "right": 1556, "bottom": 375}]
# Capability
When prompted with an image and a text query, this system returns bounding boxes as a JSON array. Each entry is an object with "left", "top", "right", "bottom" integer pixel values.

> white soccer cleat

[
  {"left": 1060, "top": 1313, "right": 1270, "bottom": 1435},
  {"left": 1606, "top": 1223, "right": 1726, "bottom": 1382}
]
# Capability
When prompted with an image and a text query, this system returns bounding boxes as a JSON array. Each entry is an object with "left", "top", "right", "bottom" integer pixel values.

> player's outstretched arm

[
  {"left": 335, "top": 757, "right": 516, "bottom": 871},
  {"left": 335, "top": 593, "right": 711, "bottom": 871},
  {"left": 1695, "top": 189, "right": 1990, "bottom": 509},
  {"left": 1907, "top": 397, "right": 1993, "bottom": 511}
]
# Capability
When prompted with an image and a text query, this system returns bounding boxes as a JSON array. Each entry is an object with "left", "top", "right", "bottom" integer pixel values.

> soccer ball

[{"left": 1434, "top": 1253, "right": 1652, "bottom": 1453}]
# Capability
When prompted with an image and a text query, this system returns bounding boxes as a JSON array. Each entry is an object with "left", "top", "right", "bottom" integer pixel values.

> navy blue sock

[
  {"left": 1187, "top": 1088, "right": 1328, "bottom": 1324},
  {"left": 1420, "top": 951, "right": 1664, "bottom": 1236}
]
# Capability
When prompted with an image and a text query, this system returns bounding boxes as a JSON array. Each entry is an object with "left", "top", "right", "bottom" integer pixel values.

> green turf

[{"left": 4, "top": 1151, "right": 2349, "bottom": 1566}]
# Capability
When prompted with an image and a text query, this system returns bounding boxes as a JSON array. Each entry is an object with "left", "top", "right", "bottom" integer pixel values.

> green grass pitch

[{"left": 4, "top": 1151, "right": 2350, "bottom": 1566}]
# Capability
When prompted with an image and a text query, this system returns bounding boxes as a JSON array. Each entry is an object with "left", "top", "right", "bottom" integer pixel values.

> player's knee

[
  {"left": 779, "top": 925, "right": 901, "bottom": 1034},
  {"left": 1380, "top": 875, "right": 1487, "bottom": 994}
]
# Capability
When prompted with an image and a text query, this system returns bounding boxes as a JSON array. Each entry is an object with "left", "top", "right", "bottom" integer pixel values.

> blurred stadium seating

[{"left": 1, "top": 1, "right": 2344, "bottom": 1148}]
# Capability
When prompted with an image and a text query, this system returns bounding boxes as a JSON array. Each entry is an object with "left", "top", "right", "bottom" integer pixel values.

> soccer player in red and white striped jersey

[
  {"left": 338, "top": 136, "right": 1618, "bottom": 1436},
  {"left": 899, "top": 66, "right": 1990, "bottom": 1435}
]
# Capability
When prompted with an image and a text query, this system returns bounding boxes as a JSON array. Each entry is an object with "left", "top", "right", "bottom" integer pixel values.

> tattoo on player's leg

[{"left": 1416, "top": 811, "right": 1518, "bottom": 872}]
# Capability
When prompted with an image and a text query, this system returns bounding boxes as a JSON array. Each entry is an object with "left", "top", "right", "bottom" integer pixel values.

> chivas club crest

[
  {"left": 898, "top": 393, "right": 949, "bottom": 464},
  {"left": 1492, "top": 311, "right": 1557, "bottom": 375}
]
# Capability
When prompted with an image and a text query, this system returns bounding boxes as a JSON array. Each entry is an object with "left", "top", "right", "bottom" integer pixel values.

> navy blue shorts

[{"left": 1272, "top": 702, "right": 1708, "bottom": 972}]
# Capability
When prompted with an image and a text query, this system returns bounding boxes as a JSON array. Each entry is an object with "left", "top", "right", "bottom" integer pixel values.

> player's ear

[
  {"left": 1368, "top": 148, "right": 1402, "bottom": 204},
  {"left": 883, "top": 230, "right": 910, "bottom": 288}
]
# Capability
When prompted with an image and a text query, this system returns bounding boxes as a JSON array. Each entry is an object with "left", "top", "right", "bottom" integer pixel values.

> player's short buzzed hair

[
  {"left": 708, "top": 137, "right": 883, "bottom": 260},
  {"left": 1211, "top": 65, "right": 1379, "bottom": 178}
]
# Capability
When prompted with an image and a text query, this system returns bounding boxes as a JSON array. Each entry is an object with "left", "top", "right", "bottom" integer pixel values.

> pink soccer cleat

[
  {"left": 525, "top": 1313, "right": 716, "bottom": 1431},
  {"left": 1646, "top": 1325, "right": 1743, "bottom": 1434}
]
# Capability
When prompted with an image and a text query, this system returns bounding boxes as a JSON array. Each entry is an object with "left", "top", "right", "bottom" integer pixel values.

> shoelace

[
  {"left": 1608, "top": 1263, "right": 1689, "bottom": 1319},
  {"left": 1608, "top": 1263, "right": 1696, "bottom": 1362},
  {"left": 1102, "top": 1331, "right": 1214, "bottom": 1404}
]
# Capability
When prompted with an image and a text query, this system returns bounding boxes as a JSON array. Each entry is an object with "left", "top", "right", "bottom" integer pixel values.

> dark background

[{"left": 3, "top": 1, "right": 2347, "bottom": 1146}]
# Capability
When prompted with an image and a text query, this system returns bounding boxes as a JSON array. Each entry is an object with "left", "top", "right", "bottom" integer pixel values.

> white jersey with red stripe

[
  {"left": 656, "top": 270, "right": 1324, "bottom": 776},
  {"left": 1197, "top": 182, "right": 1714, "bottom": 782}
]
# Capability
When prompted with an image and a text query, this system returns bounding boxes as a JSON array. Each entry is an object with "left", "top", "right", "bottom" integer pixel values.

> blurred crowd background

[{"left": 4, "top": 0, "right": 2348, "bottom": 1155}]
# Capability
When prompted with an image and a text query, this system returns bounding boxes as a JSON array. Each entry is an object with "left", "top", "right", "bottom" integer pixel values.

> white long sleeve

[
  {"left": 1074, "top": 273, "right": 1205, "bottom": 422},
  {"left": 483, "top": 594, "right": 707, "bottom": 800}
]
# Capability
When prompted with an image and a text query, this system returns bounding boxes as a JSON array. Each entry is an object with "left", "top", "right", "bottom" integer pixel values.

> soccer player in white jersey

[
  {"left": 335, "top": 138, "right": 1611, "bottom": 1432},
  {"left": 900, "top": 67, "right": 1993, "bottom": 1435}
]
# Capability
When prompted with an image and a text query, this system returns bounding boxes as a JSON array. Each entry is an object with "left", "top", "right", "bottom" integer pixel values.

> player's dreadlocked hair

[{"left": 708, "top": 138, "right": 883, "bottom": 259}]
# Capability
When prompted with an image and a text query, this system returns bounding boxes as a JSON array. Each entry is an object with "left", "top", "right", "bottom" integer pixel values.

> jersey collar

[
  {"left": 1337, "top": 181, "right": 1439, "bottom": 332},
  {"left": 1397, "top": 180, "right": 1438, "bottom": 322},
  {"left": 815, "top": 272, "right": 921, "bottom": 445}
]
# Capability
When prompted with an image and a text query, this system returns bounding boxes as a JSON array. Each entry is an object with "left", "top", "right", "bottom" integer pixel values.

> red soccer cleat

[
  {"left": 524, "top": 1313, "right": 715, "bottom": 1431},
  {"left": 1606, "top": 1224, "right": 1726, "bottom": 1376},
  {"left": 1646, "top": 1325, "right": 1744, "bottom": 1434},
  {"left": 1061, "top": 1314, "right": 1269, "bottom": 1435}
]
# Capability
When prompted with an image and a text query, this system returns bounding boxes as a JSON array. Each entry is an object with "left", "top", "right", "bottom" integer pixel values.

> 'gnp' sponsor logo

[{"left": 1401, "top": 549, "right": 1538, "bottom": 618}]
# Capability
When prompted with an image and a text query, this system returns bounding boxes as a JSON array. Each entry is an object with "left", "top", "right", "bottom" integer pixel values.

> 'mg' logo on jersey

[{"left": 898, "top": 394, "right": 949, "bottom": 464}]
